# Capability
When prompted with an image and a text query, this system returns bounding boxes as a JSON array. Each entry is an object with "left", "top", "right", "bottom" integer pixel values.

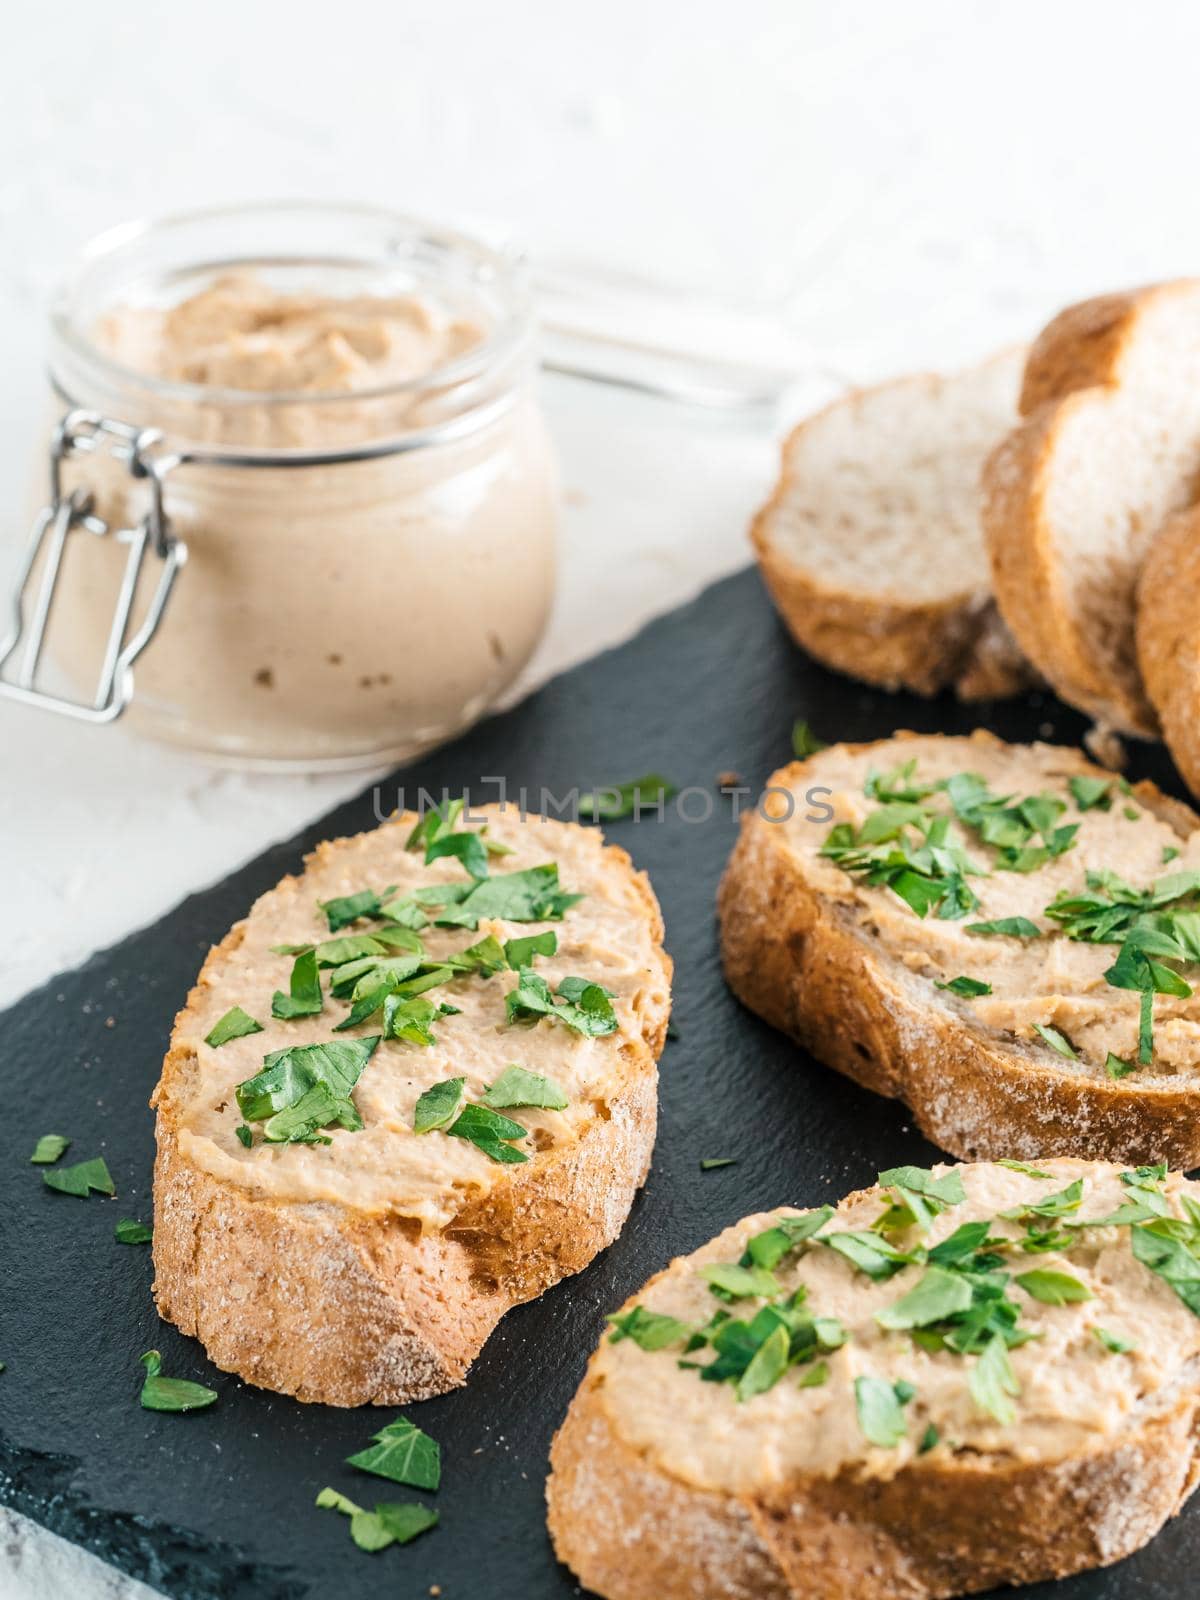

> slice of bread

[
  {"left": 983, "top": 280, "right": 1200, "bottom": 737},
  {"left": 151, "top": 807, "right": 671, "bottom": 1406},
  {"left": 1138, "top": 503, "right": 1200, "bottom": 801},
  {"left": 718, "top": 731, "right": 1200, "bottom": 1167},
  {"left": 547, "top": 1159, "right": 1200, "bottom": 1600},
  {"left": 751, "top": 351, "right": 1031, "bottom": 701}
]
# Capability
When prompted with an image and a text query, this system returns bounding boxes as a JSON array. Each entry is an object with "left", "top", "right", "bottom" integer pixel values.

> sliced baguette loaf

[
  {"left": 718, "top": 730, "right": 1200, "bottom": 1167},
  {"left": 1138, "top": 502, "right": 1200, "bottom": 802},
  {"left": 151, "top": 807, "right": 671, "bottom": 1406},
  {"left": 982, "top": 280, "right": 1200, "bottom": 737},
  {"left": 548, "top": 1158, "right": 1200, "bottom": 1600},
  {"left": 751, "top": 351, "right": 1031, "bottom": 701}
]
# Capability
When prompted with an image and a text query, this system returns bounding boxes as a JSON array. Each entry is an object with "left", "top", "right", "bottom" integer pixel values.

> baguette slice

[
  {"left": 151, "top": 808, "right": 671, "bottom": 1406},
  {"left": 718, "top": 730, "right": 1200, "bottom": 1167},
  {"left": 1138, "top": 503, "right": 1200, "bottom": 801},
  {"left": 548, "top": 1159, "right": 1200, "bottom": 1600},
  {"left": 751, "top": 352, "right": 1031, "bottom": 701},
  {"left": 983, "top": 280, "right": 1200, "bottom": 737}
]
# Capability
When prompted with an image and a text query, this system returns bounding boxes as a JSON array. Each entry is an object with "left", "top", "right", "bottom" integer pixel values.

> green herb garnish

[
  {"left": 607, "top": 1306, "right": 692, "bottom": 1350},
  {"left": 43, "top": 1156, "right": 114, "bottom": 1198},
  {"left": 876, "top": 1267, "right": 974, "bottom": 1329},
  {"left": 505, "top": 969, "right": 618, "bottom": 1036},
  {"left": 579, "top": 775, "right": 677, "bottom": 821},
  {"left": 1033, "top": 1022, "right": 1077, "bottom": 1059},
  {"left": 969, "top": 1331, "right": 1019, "bottom": 1423},
  {"left": 446, "top": 1103, "right": 529, "bottom": 1164},
  {"left": 503, "top": 930, "right": 557, "bottom": 969},
  {"left": 791, "top": 720, "right": 827, "bottom": 760},
  {"left": 481, "top": 1065, "right": 569, "bottom": 1111},
  {"left": 854, "top": 1375, "right": 912, "bottom": 1447},
  {"left": 413, "top": 1077, "right": 466, "bottom": 1134},
  {"left": 1015, "top": 1268, "right": 1092, "bottom": 1304},
  {"left": 319, "top": 887, "right": 397, "bottom": 932},
  {"left": 1105, "top": 1052, "right": 1136, "bottom": 1079},
  {"left": 936, "top": 975, "right": 992, "bottom": 997},
  {"left": 346, "top": 1415, "right": 441, "bottom": 1490},
  {"left": 115, "top": 1219, "right": 153, "bottom": 1245},
  {"left": 272, "top": 948, "right": 323, "bottom": 1020},
  {"left": 1094, "top": 1327, "right": 1136, "bottom": 1354},
  {"left": 315, "top": 1487, "right": 437, "bottom": 1551},
  {"left": 235, "top": 1036, "right": 378, "bottom": 1144},
  {"left": 700, "top": 1157, "right": 737, "bottom": 1171},
  {"left": 204, "top": 1007, "right": 264, "bottom": 1048},
  {"left": 138, "top": 1350, "right": 217, "bottom": 1412},
  {"left": 996, "top": 1159, "right": 1054, "bottom": 1179},
  {"left": 1069, "top": 775, "right": 1113, "bottom": 812},
  {"left": 967, "top": 917, "right": 1041, "bottom": 938},
  {"left": 29, "top": 1134, "right": 69, "bottom": 1165}
]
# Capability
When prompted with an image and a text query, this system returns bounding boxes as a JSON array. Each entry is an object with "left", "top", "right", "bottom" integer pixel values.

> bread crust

[
  {"left": 151, "top": 831, "right": 671, "bottom": 1407},
  {"left": 1138, "top": 503, "right": 1200, "bottom": 804},
  {"left": 752, "top": 368, "right": 1032, "bottom": 702},
  {"left": 548, "top": 1332, "right": 1200, "bottom": 1600},
  {"left": 716, "top": 731, "right": 1200, "bottom": 1168},
  {"left": 983, "top": 281, "right": 1200, "bottom": 738}
]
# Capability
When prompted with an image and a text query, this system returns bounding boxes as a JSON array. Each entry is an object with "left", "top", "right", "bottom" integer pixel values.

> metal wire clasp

[{"left": 0, "top": 411, "right": 188, "bottom": 722}]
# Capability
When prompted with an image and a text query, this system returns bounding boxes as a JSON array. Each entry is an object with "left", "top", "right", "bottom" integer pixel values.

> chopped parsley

[
  {"left": 413, "top": 1077, "right": 466, "bottom": 1134},
  {"left": 235, "top": 1036, "right": 379, "bottom": 1144},
  {"left": 791, "top": 720, "right": 827, "bottom": 760},
  {"left": 1069, "top": 775, "right": 1113, "bottom": 812},
  {"left": 138, "top": 1350, "right": 217, "bottom": 1412},
  {"left": 29, "top": 1134, "right": 69, "bottom": 1165},
  {"left": 407, "top": 799, "right": 491, "bottom": 879},
  {"left": 936, "top": 975, "right": 992, "bottom": 997},
  {"left": 854, "top": 1375, "right": 912, "bottom": 1447},
  {"left": 315, "top": 1487, "right": 437, "bottom": 1551},
  {"left": 875, "top": 1267, "right": 973, "bottom": 1329},
  {"left": 346, "top": 1415, "right": 440, "bottom": 1490},
  {"left": 481, "top": 1065, "right": 569, "bottom": 1111},
  {"left": 969, "top": 1332, "right": 1019, "bottom": 1424},
  {"left": 43, "top": 1156, "right": 114, "bottom": 1198},
  {"left": 383, "top": 994, "right": 443, "bottom": 1046},
  {"left": 447, "top": 1103, "right": 529, "bottom": 1164},
  {"left": 505, "top": 970, "right": 618, "bottom": 1036},
  {"left": 1014, "top": 1268, "right": 1092, "bottom": 1304},
  {"left": 607, "top": 1307, "right": 692, "bottom": 1350},
  {"left": 967, "top": 917, "right": 1041, "bottom": 939},
  {"left": 318, "top": 887, "right": 396, "bottom": 932},
  {"left": 700, "top": 1157, "right": 737, "bottom": 1171},
  {"left": 1032, "top": 1022, "right": 1078, "bottom": 1059},
  {"left": 996, "top": 1159, "right": 1054, "bottom": 1179},
  {"left": 204, "top": 1007, "right": 264, "bottom": 1048},
  {"left": 1105, "top": 1052, "right": 1136, "bottom": 1079},
  {"left": 701, "top": 1262, "right": 780, "bottom": 1300},
  {"left": 1094, "top": 1327, "right": 1136, "bottom": 1354},
  {"left": 579, "top": 775, "right": 677, "bottom": 821},
  {"left": 271, "top": 948, "right": 323, "bottom": 1020},
  {"left": 503, "top": 930, "right": 557, "bottom": 969},
  {"left": 115, "top": 1219, "right": 153, "bottom": 1245}
]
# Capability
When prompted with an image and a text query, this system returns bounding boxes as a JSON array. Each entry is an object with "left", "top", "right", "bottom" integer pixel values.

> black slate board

[{"left": 2, "top": 565, "right": 1198, "bottom": 1600}]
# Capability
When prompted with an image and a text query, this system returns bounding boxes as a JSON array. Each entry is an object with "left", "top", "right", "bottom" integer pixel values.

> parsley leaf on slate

[
  {"left": 204, "top": 1007, "right": 264, "bottom": 1048},
  {"left": 447, "top": 1103, "right": 529, "bottom": 1163},
  {"left": 792, "top": 720, "right": 827, "bottom": 760},
  {"left": 272, "top": 948, "right": 323, "bottom": 1020},
  {"left": 115, "top": 1219, "right": 153, "bottom": 1245},
  {"left": 346, "top": 1415, "right": 441, "bottom": 1490},
  {"left": 139, "top": 1350, "right": 217, "bottom": 1412},
  {"left": 854, "top": 1375, "right": 912, "bottom": 1447},
  {"left": 505, "top": 969, "right": 618, "bottom": 1036},
  {"left": 413, "top": 1077, "right": 466, "bottom": 1134},
  {"left": 29, "top": 1134, "right": 69, "bottom": 1165},
  {"left": 482, "top": 1065, "right": 569, "bottom": 1111},
  {"left": 579, "top": 775, "right": 677, "bottom": 821},
  {"left": 607, "top": 1307, "right": 692, "bottom": 1350},
  {"left": 316, "top": 1487, "right": 438, "bottom": 1550},
  {"left": 43, "top": 1157, "right": 114, "bottom": 1198},
  {"left": 700, "top": 1157, "right": 737, "bottom": 1171},
  {"left": 235, "top": 1037, "right": 378, "bottom": 1144}
]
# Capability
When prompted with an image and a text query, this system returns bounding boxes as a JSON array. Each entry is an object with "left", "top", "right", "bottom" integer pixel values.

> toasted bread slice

[
  {"left": 151, "top": 807, "right": 671, "bottom": 1406},
  {"left": 718, "top": 731, "right": 1200, "bottom": 1167},
  {"left": 983, "top": 280, "right": 1200, "bottom": 737},
  {"left": 751, "top": 352, "right": 1031, "bottom": 701},
  {"left": 1138, "top": 503, "right": 1200, "bottom": 802},
  {"left": 547, "top": 1159, "right": 1200, "bottom": 1600}
]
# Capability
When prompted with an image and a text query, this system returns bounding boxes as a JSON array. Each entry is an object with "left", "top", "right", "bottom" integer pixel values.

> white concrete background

[{"left": 2, "top": 0, "right": 1199, "bottom": 1593}]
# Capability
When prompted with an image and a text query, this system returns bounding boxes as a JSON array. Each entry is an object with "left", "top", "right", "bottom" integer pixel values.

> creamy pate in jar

[{"left": 41, "top": 204, "right": 559, "bottom": 768}]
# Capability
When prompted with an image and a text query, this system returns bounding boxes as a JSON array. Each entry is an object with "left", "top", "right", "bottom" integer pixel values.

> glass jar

[{"left": 24, "top": 202, "right": 559, "bottom": 770}]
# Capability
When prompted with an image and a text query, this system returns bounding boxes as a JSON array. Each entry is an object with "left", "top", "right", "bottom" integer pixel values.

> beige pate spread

[{"left": 595, "top": 1160, "right": 1200, "bottom": 1490}]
